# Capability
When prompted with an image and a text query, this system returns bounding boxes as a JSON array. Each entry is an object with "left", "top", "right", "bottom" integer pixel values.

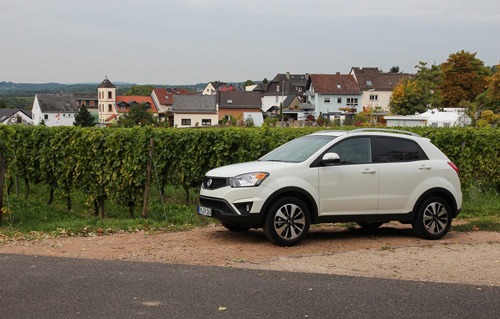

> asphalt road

[{"left": 0, "top": 254, "right": 498, "bottom": 319}]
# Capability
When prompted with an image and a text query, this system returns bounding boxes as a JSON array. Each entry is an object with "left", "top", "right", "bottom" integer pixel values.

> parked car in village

[{"left": 198, "top": 129, "right": 462, "bottom": 246}]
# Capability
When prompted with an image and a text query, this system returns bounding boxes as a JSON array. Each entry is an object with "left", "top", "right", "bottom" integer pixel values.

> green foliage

[
  {"left": 125, "top": 85, "right": 155, "bottom": 96},
  {"left": 389, "top": 78, "right": 429, "bottom": 115},
  {"left": 117, "top": 104, "right": 157, "bottom": 127},
  {"left": 74, "top": 105, "right": 96, "bottom": 127}
]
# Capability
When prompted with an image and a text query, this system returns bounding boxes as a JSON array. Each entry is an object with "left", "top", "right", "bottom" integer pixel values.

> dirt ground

[{"left": 1, "top": 222, "right": 499, "bottom": 287}]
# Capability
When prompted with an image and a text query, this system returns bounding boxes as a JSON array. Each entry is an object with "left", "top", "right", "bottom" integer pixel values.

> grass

[
  {"left": 454, "top": 188, "right": 500, "bottom": 232},
  {"left": 0, "top": 183, "right": 211, "bottom": 240},
  {"left": 0, "top": 184, "right": 498, "bottom": 239}
]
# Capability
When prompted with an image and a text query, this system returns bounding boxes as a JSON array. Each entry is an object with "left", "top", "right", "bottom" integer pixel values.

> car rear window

[{"left": 376, "top": 137, "right": 428, "bottom": 162}]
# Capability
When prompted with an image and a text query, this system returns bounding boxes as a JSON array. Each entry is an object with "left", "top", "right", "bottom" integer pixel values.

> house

[
  {"left": 282, "top": 95, "right": 314, "bottom": 121},
  {"left": 97, "top": 78, "right": 157, "bottom": 124},
  {"left": 151, "top": 88, "right": 194, "bottom": 126},
  {"left": 306, "top": 73, "right": 362, "bottom": 122},
  {"left": 261, "top": 72, "right": 309, "bottom": 112},
  {"left": 171, "top": 95, "right": 218, "bottom": 127},
  {"left": 202, "top": 81, "right": 227, "bottom": 95},
  {"left": 217, "top": 91, "right": 262, "bottom": 122},
  {"left": 74, "top": 93, "right": 98, "bottom": 121},
  {"left": 350, "top": 67, "right": 413, "bottom": 112},
  {"left": 385, "top": 108, "right": 471, "bottom": 127},
  {"left": 0, "top": 109, "right": 33, "bottom": 125},
  {"left": 32, "top": 93, "right": 79, "bottom": 126}
]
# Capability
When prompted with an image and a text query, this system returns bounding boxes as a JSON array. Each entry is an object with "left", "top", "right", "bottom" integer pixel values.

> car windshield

[{"left": 259, "top": 135, "right": 335, "bottom": 163}]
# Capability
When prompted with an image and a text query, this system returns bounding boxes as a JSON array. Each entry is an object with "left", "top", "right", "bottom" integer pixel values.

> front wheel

[
  {"left": 412, "top": 196, "right": 452, "bottom": 239},
  {"left": 263, "top": 197, "right": 310, "bottom": 246}
]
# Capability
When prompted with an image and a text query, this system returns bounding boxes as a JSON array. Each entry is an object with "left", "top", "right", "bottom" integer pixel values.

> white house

[
  {"left": 0, "top": 109, "right": 33, "bottom": 125},
  {"left": 171, "top": 95, "right": 218, "bottom": 127},
  {"left": 32, "top": 93, "right": 79, "bottom": 126},
  {"left": 306, "top": 73, "right": 363, "bottom": 121},
  {"left": 202, "top": 81, "right": 227, "bottom": 95},
  {"left": 385, "top": 108, "right": 471, "bottom": 127}
]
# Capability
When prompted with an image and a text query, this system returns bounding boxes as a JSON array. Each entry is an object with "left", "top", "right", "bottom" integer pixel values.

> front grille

[
  {"left": 199, "top": 197, "right": 235, "bottom": 215},
  {"left": 202, "top": 177, "right": 229, "bottom": 190}
]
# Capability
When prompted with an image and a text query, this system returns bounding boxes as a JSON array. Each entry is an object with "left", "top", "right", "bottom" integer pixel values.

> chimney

[{"left": 286, "top": 72, "right": 290, "bottom": 79}]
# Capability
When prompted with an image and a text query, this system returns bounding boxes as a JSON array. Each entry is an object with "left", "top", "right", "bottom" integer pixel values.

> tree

[
  {"left": 244, "top": 79, "right": 255, "bottom": 87},
  {"left": 262, "top": 78, "right": 268, "bottom": 85},
  {"left": 440, "top": 50, "right": 490, "bottom": 107},
  {"left": 389, "top": 66, "right": 400, "bottom": 73},
  {"left": 117, "top": 104, "right": 156, "bottom": 127},
  {"left": 74, "top": 105, "right": 96, "bottom": 127},
  {"left": 125, "top": 85, "right": 155, "bottom": 96},
  {"left": 414, "top": 61, "right": 443, "bottom": 109},
  {"left": 476, "top": 63, "right": 500, "bottom": 112},
  {"left": 389, "top": 78, "right": 428, "bottom": 115}
]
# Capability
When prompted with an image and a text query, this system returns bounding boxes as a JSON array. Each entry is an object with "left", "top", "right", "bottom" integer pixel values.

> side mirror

[{"left": 320, "top": 152, "right": 340, "bottom": 166}]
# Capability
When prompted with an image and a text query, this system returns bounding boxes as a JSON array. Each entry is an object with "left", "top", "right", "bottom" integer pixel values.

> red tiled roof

[
  {"left": 115, "top": 96, "right": 158, "bottom": 113},
  {"left": 106, "top": 114, "right": 118, "bottom": 121},
  {"left": 153, "top": 88, "right": 174, "bottom": 105}
]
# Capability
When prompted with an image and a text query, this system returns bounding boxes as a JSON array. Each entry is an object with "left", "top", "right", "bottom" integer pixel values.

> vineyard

[{"left": 0, "top": 126, "right": 498, "bottom": 224}]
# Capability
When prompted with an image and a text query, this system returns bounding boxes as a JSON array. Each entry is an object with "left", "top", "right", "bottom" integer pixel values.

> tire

[
  {"left": 221, "top": 223, "right": 250, "bottom": 232},
  {"left": 412, "top": 196, "right": 452, "bottom": 240},
  {"left": 356, "top": 222, "right": 383, "bottom": 231},
  {"left": 263, "top": 197, "right": 310, "bottom": 246}
]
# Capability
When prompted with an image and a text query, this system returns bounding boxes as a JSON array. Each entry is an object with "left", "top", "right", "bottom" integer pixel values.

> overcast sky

[{"left": 1, "top": 0, "right": 499, "bottom": 85}]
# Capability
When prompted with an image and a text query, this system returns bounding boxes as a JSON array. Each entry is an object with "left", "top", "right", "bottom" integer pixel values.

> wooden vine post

[{"left": 142, "top": 138, "right": 154, "bottom": 219}]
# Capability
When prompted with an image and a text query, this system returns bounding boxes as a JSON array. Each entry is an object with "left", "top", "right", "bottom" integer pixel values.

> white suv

[{"left": 198, "top": 129, "right": 462, "bottom": 246}]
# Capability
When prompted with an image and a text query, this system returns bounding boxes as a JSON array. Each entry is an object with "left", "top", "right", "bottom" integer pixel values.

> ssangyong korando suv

[{"left": 198, "top": 129, "right": 462, "bottom": 246}]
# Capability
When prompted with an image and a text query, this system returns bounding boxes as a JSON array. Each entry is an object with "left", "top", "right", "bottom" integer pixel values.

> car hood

[{"left": 205, "top": 161, "right": 299, "bottom": 178}]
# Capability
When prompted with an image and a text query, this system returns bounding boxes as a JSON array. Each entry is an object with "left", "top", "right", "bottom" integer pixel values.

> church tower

[{"left": 98, "top": 77, "right": 117, "bottom": 123}]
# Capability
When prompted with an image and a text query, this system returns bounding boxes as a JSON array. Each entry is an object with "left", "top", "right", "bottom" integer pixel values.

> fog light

[{"left": 234, "top": 202, "right": 253, "bottom": 215}]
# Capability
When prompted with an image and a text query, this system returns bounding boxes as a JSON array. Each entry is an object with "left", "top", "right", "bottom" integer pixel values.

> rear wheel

[
  {"left": 412, "top": 196, "right": 452, "bottom": 239},
  {"left": 263, "top": 197, "right": 310, "bottom": 246}
]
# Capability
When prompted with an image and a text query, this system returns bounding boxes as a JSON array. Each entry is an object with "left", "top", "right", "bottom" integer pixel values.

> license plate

[{"left": 197, "top": 206, "right": 212, "bottom": 217}]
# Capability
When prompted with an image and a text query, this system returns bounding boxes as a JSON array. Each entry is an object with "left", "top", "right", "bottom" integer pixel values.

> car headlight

[{"left": 230, "top": 172, "right": 269, "bottom": 187}]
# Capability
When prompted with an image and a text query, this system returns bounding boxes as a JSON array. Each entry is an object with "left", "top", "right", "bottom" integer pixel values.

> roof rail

[{"left": 350, "top": 128, "right": 421, "bottom": 137}]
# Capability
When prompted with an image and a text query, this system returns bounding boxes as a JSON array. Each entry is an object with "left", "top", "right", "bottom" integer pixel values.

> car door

[
  {"left": 318, "top": 137, "right": 380, "bottom": 216},
  {"left": 375, "top": 136, "right": 431, "bottom": 214}
]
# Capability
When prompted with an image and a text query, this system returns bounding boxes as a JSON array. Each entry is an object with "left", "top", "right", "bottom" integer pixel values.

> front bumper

[{"left": 199, "top": 195, "right": 264, "bottom": 228}]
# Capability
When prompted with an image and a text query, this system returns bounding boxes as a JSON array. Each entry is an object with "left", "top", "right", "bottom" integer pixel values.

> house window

[
  {"left": 276, "top": 85, "right": 280, "bottom": 92},
  {"left": 366, "top": 80, "right": 373, "bottom": 86},
  {"left": 90, "top": 101, "right": 95, "bottom": 106},
  {"left": 44, "top": 114, "right": 48, "bottom": 120},
  {"left": 108, "top": 91, "right": 112, "bottom": 99},
  {"left": 181, "top": 119, "right": 191, "bottom": 126},
  {"left": 369, "top": 94, "right": 378, "bottom": 101},
  {"left": 346, "top": 98, "right": 358, "bottom": 106},
  {"left": 108, "top": 104, "right": 112, "bottom": 112},
  {"left": 443, "top": 122, "right": 450, "bottom": 127},
  {"left": 337, "top": 98, "right": 342, "bottom": 103},
  {"left": 202, "top": 119, "right": 211, "bottom": 126},
  {"left": 297, "top": 87, "right": 302, "bottom": 92},
  {"left": 324, "top": 97, "right": 331, "bottom": 103}
]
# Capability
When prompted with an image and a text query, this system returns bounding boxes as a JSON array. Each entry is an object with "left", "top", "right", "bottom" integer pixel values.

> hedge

[{"left": 0, "top": 125, "right": 498, "bottom": 218}]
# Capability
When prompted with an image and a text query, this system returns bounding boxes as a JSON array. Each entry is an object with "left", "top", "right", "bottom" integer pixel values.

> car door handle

[
  {"left": 419, "top": 165, "right": 432, "bottom": 170},
  {"left": 362, "top": 168, "right": 376, "bottom": 174}
]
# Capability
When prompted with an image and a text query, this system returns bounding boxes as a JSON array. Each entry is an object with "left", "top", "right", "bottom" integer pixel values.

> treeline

[{"left": 0, "top": 126, "right": 498, "bottom": 222}]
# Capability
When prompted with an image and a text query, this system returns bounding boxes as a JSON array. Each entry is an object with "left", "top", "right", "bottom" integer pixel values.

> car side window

[
  {"left": 376, "top": 137, "right": 428, "bottom": 163},
  {"left": 328, "top": 137, "right": 372, "bottom": 165}
]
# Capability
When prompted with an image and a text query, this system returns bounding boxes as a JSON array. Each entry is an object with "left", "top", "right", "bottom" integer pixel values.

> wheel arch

[
  {"left": 413, "top": 188, "right": 459, "bottom": 219},
  {"left": 261, "top": 187, "right": 319, "bottom": 225}
]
